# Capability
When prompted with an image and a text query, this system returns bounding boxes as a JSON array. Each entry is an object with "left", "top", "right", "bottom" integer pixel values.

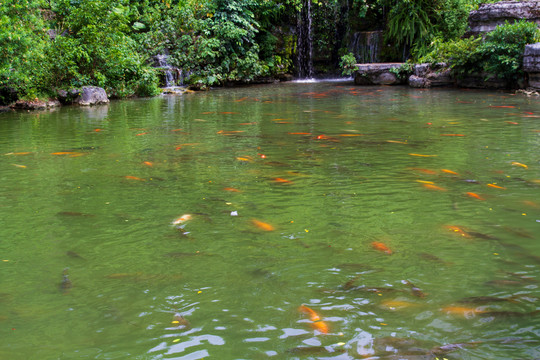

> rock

[
  {"left": 409, "top": 75, "right": 429, "bottom": 88},
  {"left": 11, "top": 99, "right": 60, "bottom": 110},
  {"left": 465, "top": 1, "right": 540, "bottom": 37},
  {"left": 58, "top": 86, "right": 109, "bottom": 106},
  {"left": 408, "top": 63, "right": 453, "bottom": 88},
  {"left": 76, "top": 86, "right": 109, "bottom": 106},
  {"left": 276, "top": 73, "right": 294, "bottom": 82},
  {"left": 456, "top": 73, "right": 509, "bottom": 89},
  {"left": 353, "top": 63, "right": 405, "bottom": 85},
  {"left": 524, "top": 43, "right": 540, "bottom": 89}
]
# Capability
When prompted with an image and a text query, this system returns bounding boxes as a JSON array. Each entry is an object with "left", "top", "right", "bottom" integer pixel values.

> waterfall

[
  {"left": 296, "top": 0, "right": 314, "bottom": 79},
  {"left": 153, "top": 54, "right": 184, "bottom": 88},
  {"left": 349, "top": 31, "right": 383, "bottom": 64}
]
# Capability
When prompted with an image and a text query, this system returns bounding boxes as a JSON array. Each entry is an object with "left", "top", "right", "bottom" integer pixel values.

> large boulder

[
  {"left": 408, "top": 63, "right": 453, "bottom": 88},
  {"left": 524, "top": 42, "right": 540, "bottom": 89},
  {"left": 58, "top": 86, "right": 109, "bottom": 106},
  {"left": 465, "top": 1, "right": 540, "bottom": 37},
  {"left": 353, "top": 63, "right": 405, "bottom": 85}
]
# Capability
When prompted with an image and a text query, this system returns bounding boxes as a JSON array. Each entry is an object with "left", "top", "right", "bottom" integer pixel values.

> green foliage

[
  {"left": 389, "top": 62, "right": 415, "bottom": 81},
  {"left": 420, "top": 20, "right": 540, "bottom": 84},
  {"left": 339, "top": 53, "right": 357, "bottom": 76}
]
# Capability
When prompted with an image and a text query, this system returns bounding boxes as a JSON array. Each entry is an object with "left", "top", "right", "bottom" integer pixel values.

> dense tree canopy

[{"left": 0, "top": 0, "right": 535, "bottom": 104}]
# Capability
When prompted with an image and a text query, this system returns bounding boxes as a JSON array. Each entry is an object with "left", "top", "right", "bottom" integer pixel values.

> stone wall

[
  {"left": 524, "top": 43, "right": 540, "bottom": 90},
  {"left": 465, "top": 0, "right": 540, "bottom": 37}
]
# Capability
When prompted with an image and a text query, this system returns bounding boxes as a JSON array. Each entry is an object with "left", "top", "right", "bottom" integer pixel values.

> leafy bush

[
  {"left": 339, "top": 53, "right": 357, "bottom": 76},
  {"left": 421, "top": 20, "right": 539, "bottom": 84}
]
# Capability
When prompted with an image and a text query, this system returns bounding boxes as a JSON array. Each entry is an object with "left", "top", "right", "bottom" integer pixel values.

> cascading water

[
  {"left": 349, "top": 31, "right": 383, "bottom": 64},
  {"left": 154, "top": 54, "right": 176, "bottom": 87},
  {"left": 296, "top": 0, "right": 314, "bottom": 79}
]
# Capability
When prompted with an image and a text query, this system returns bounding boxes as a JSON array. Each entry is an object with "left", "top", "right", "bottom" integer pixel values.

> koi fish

[
  {"left": 511, "top": 161, "right": 528, "bottom": 169},
  {"left": 423, "top": 184, "right": 447, "bottom": 191},
  {"left": 172, "top": 313, "right": 191, "bottom": 329},
  {"left": 236, "top": 156, "right": 253, "bottom": 162},
  {"left": 135, "top": 132, "right": 148, "bottom": 136},
  {"left": 441, "top": 169, "right": 459, "bottom": 175},
  {"left": 440, "top": 134, "right": 465, "bottom": 137},
  {"left": 416, "top": 180, "right": 434, "bottom": 184},
  {"left": 489, "top": 105, "right": 516, "bottom": 108},
  {"left": 487, "top": 183, "right": 506, "bottom": 189},
  {"left": 444, "top": 225, "right": 471, "bottom": 238},
  {"left": 338, "top": 134, "right": 363, "bottom": 137},
  {"left": 142, "top": 161, "right": 153, "bottom": 167},
  {"left": 171, "top": 129, "right": 183, "bottom": 132},
  {"left": 371, "top": 241, "right": 392, "bottom": 254},
  {"left": 218, "top": 130, "right": 244, "bottom": 134},
  {"left": 234, "top": 97, "right": 248, "bottom": 102},
  {"left": 251, "top": 219, "right": 275, "bottom": 231},
  {"left": 171, "top": 214, "right": 192, "bottom": 226},
  {"left": 381, "top": 300, "right": 418, "bottom": 310},
  {"left": 124, "top": 176, "right": 145, "bottom": 181},
  {"left": 298, "top": 305, "right": 329, "bottom": 334},
  {"left": 4, "top": 152, "right": 32, "bottom": 155},
  {"left": 402, "top": 280, "right": 426, "bottom": 298},
  {"left": 409, "top": 153, "right": 437, "bottom": 157},
  {"left": 51, "top": 151, "right": 80, "bottom": 155},
  {"left": 466, "top": 192, "right": 485, "bottom": 200},
  {"left": 288, "top": 132, "right": 311, "bottom": 135},
  {"left": 272, "top": 177, "right": 293, "bottom": 184},
  {"left": 442, "top": 306, "right": 484, "bottom": 318},
  {"left": 386, "top": 140, "right": 408, "bottom": 144},
  {"left": 11, "top": 164, "right": 27, "bottom": 168},
  {"left": 223, "top": 187, "right": 241, "bottom": 192},
  {"left": 408, "top": 167, "right": 437, "bottom": 175},
  {"left": 505, "top": 121, "right": 519, "bottom": 125}
]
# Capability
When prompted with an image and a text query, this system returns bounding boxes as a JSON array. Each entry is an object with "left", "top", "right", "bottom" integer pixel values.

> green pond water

[{"left": 1, "top": 82, "right": 540, "bottom": 359}]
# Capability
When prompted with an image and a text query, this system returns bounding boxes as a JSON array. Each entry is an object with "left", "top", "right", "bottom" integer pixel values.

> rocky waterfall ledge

[{"left": 524, "top": 43, "right": 540, "bottom": 90}]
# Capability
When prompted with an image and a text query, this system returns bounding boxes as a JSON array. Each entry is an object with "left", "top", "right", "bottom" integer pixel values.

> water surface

[{"left": 1, "top": 83, "right": 539, "bottom": 359}]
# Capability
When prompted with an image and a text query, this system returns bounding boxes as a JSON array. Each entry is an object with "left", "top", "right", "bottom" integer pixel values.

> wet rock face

[
  {"left": 408, "top": 63, "right": 453, "bottom": 88},
  {"left": 353, "top": 63, "right": 405, "bottom": 85},
  {"left": 465, "top": 1, "right": 540, "bottom": 37},
  {"left": 524, "top": 43, "right": 540, "bottom": 89}
]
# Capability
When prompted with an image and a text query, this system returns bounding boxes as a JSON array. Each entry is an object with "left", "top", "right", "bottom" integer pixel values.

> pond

[{"left": 1, "top": 82, "right": 539, "bottom": 359}]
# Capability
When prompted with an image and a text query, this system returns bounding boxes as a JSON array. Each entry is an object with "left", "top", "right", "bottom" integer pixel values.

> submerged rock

[{"left": 11, "top": 99, "right": 60, "bottom": 110}]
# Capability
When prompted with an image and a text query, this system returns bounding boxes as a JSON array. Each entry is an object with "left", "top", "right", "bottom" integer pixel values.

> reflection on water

[{"left": 0, "top": 82, "right": 539, "bottom": 359}]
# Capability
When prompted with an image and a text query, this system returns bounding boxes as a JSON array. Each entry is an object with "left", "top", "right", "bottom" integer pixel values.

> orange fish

[
  {"left": 234, "top": 97, "right": 248, "bottom": 102},
  {"left": 423, "top": 184, "right": 447, "bottom": 191},
  {"left": 511, "top": 162, "right": 528, "bottom": 169},
  {"left": 171, "top": 128, "right": 183, "bottom": 132},
  {"left": 409, "top": 153, "right": 437, "bottom": 157},
  {"left": 505, "top": 121, "right": 519, "bottom": 125},
  {"left": 272, "top": 177, "right": 293, "bottom": 184},
  {"left": 444, "top": 225, "right": 471, "bottom": 238},
  {"left": 487, "top": 183, "right": 506, "bottom": 189},
  {"left": 381, "top": 300, "right": 418, "bottom": 310},
  {"left": 288, "top": 132, "right": 312, "bottom": 135},
  {"left": 201, "top": 111, "right": 215, "bottom": 114},
  {"left": 136, "top": 132, "right": 148, "bottom": 136},
  {"left": 94, "top": 128, "right": 103, "bottom": 132},
  {"left": 489, "top": 105, "right": 516, "bottom": 108},
  {"left": 51, "top": 152, "right": 79, "bottom": 155},
  {"left": 236, "top": 156, "right": 253, "bottom": 162},
  {"left": 217, "top": 130, "right": 244, "bottom": 134},
  {"left": 172, "top": 214, "right": 192, "bottom": 225},
  {"left": 371, "top": 241, "right": 392, "bottom": 254},
  {"left": 251, "top": 219, "right": 275, "bottom": 231},
  {"left": 5, "top": 152, "right": 32, "bottom": 156},
  {"left": 142, "top": 161, "right": 153, "bottom": 167},
  {"left": 408, "top": 167, "right": 438, "bottom": 175},
  {"left": 441, "top": 169, "right": 459, "bottom": 175},
  {"left": 386, "top": 140, "right": 408, "bottom": 144},
  {"left": 298, "top": 305, "right": 328, "bottom": 334},
  {"left": 11, "top": 164, "right": 27, "bottom": 168},
  {"left": 223, "top": 187, "right": 241, "bottom": 192},
  {"left": 337, "top": 134, "right": 363, "bottom": 137},
  {"left": 440, "top": 134, "right": 466, "bottom": 137},
  {"left": 466, "top": 192, "right": 485, "bottom": 200},
  {"left": 124, "top": 176, "right": 145, "bottom": 181},
  {"left": 239, "top": 122, "right": 257, "bottom": 125}
]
